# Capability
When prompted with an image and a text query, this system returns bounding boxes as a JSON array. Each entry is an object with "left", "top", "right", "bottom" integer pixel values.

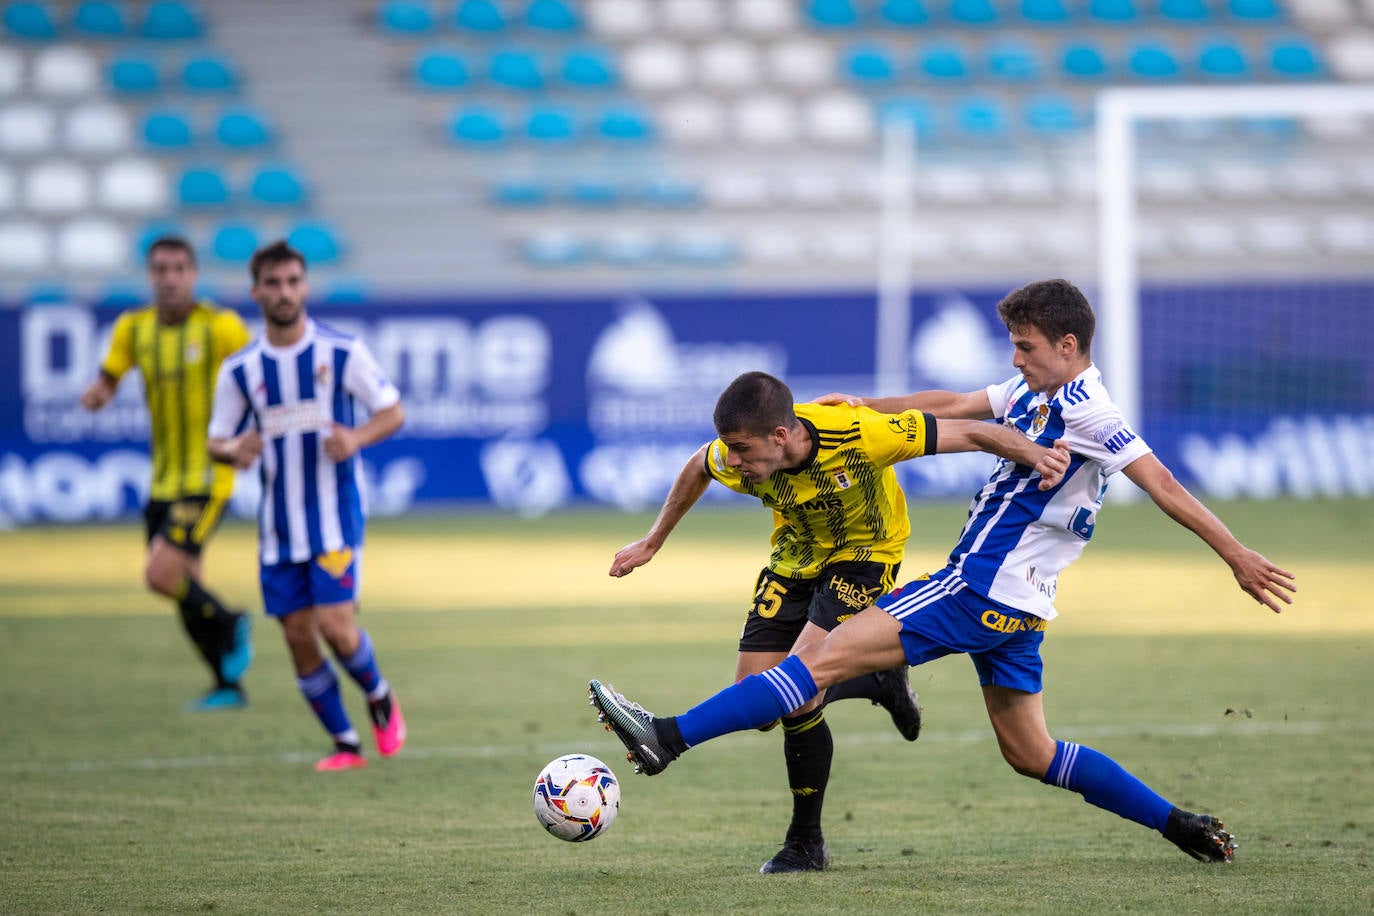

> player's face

[
  {"left": 719, "top": 428, "right": 788, "bottom": 483},
  {"left": 1009, "top": 325, "right": 1078, "bottom": 394},
  {"left": 252, "top": 259, "right": 309, "bottom": 329},
  {"left": 147, "top": 248, "right": 197, "bottom": 318}
]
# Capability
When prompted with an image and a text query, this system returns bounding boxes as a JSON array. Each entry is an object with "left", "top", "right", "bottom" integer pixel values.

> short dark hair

[
  {"left": 996, "top": 278, "right": 1095, "bottom": 357},
  {"left": 249, "top": 239, "right": 306, "bottom": 283},
  {"left": 145, "top": 235, "right": 196, "bottom": 268},
  {"left": 713, "top": 371, "right": 796, "bottom": 437}
]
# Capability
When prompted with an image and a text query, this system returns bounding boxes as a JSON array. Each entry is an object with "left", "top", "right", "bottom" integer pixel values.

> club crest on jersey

[
  {"left": 185, "top": 341, "right": 202, "bottom": 364},
  {"left": 315, "top": 364, "right": 331, "bottom": 387},
  {"left": 1029, "top": 404, "right": 1051, "bottom": 437},
  {"left": 832, "top": 468, "right": 851, "bottom": 489}
]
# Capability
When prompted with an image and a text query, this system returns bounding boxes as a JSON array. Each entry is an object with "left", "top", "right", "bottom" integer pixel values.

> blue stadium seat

[
  {"left": 526, "top": 0, "right": 579, "bottom": 30},
  {"left": 141, "top": 1, "right": 202, "bottom": 40},
  {"left": 666, "top": 234, "right": 737, "bottom": 266},
  {"left": 880, "top": 0, "right": 931, "bottom": 25},
  {"left": 378, "top": 1, "right": 436, "bottom": 34},
  {"left": 489, "top": 49, "right": 543, "bottom": 89},
  {"left": 451, "top": 106, "right": 506, "bottom": 143},
  {"left": 1061, "top": 41, "right": 1109, "bottom": 80},
  {"left": 177, "top": 166, "right": 231, "bottom": 207},
  {"left": 987, "top": 38, "right": 1041, "bottom": 81},
  {"left": 109, "top": 56, "right": 160, "bottom": 93},
  {"left": 522, "top": 233, "right": 588, "bottom": 265},
  {"left": 1270, "top": 37, "right": 1321, "bottom": 77},
  {"left": 1089, "top": 0, "right": 1139, "bottom": 23},
  {"left": 526, "top": 105, "right": 576, "bottom": 141},
  {"left": 1197, "top": 38, "right": 1249, "bottom": 78},
  {"left": 597, "top": 106, "right": 654, "bottom": 141},
  {"left": 561, "top": 48, "right": 616, "bottom": 88},
  {"left": 72, "top": 1, "right": 125, "bottom": 36},
  {"left": 456, "top": 0, "right": 506, "bottom": 31},
  {"left": 918, "top": 43, "right": 971, "bottom": 81},
  {"left": 99, "top": 282, "right": 146, "bottom": 308},
  {"left": 1227, "top": 0, "right": 1280, "bottom": 19},
  {"left": 807, "top": 0, "right": 861, "bottom": 27},
  {"left": 3, "top": 2, "right": 58, "bottom": 40},
  {"left": 209, "top": 222, "right": 258, "bottom": 262},
  {"left": 640, "top": 178, "right": 701, "bottom": 208},
  {"left": 182, "top": 54, "right": 237, "bottom": 92},
  {"left": 216, "top": 108, "right": 272, "bottom": 148},
  {"left": 877, "top": 98, "right": 938, "bottom": 141},
  {"left": 248, "top": 165, "right": 306, "bottom": 206},
  {"left": 953, "top": 95, "right": 1009, "bottom": 139},
  {"left": 136, "top": 220, "right": 187, "bottom": 257},
  {"left": 1019, "top": 0, "right": 1070, "bottom": 24},
  {"left": 949, "top": 0, "right": 999, "bottom": 26},
  {"left": 1023, "top": 92, "right": 1088, "bottom": 134},
  {"left": 1158, "top": 0, "right": 1210, "bottom": 22},
  {"left": 491, "top": 179, "right": 552, "bottom": 206},
  {"left": 843, "top": 45, "right": 898, "bottom": 84},
  {"left": 1129, "top": 40, "right": 1181, "bottom": 79},
  {"left": 142, "top": 110, "right": 194, "bottom": 150},
  {"left": 27, "top": 282, "right": 71, "bottom": 304},
  {"left": 599, "top": 233, "right": 658, "bottom": 266},
  {"left": 566, "top": 180, "right": 620, "bottom": 207},
  {"left": 414, "top": 50, "right": 469, "bottom": 90},
  {"left": 286, "top": 222, "right": 342, "bottom": 264}
]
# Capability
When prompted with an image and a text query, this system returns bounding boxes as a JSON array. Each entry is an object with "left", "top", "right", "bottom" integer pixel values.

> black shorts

[
  {"left": 143, "top": 495, "right": 226, "bottom": 557},
  {"left": 738, "top": 560, "right": 899, "bottom": 653}
]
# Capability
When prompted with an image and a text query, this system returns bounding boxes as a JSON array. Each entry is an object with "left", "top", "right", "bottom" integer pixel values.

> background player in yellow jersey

[
  {"left": 79, "top": 236, "right": 254, "bottom": 711},
  {"left": 608, "top": 370, "right": 1057, "bottom": 873}
]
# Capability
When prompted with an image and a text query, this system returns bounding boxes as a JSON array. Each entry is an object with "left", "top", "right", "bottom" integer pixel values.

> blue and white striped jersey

[
  {"left": 208, "top": 319, "right": 401, "bottom": 565},
  {"left": 950, "top": 365, "right": 1152, "bottom": 620}
]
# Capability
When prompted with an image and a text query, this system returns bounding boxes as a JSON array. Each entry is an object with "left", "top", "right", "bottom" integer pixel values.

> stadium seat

[
  {"left": 698, "top": 39, "right": 762, "bottom": 90},
  {"left": 32, "top": 46, "right": 99, "bottom": 95},
  {"left": 248, "top": 165, "right": 306, "bottom": 206},
  {"left": 806, "top": 90, "right": 874, "bottom": 144},
  {"left": 0, "top": 104, "right": 56, "bottom": 154},
  {"left": 1129, "top": 41, "right": 1182, "bottom": 79},
  {"left": 526, "top": 0, "right": 580, "bottom": 30},
  {"left": 842, "top": 44, "right": 898, "bottom": 84},
  {"left": 98, "top": 281, "right": 146, "bottom": 308},
  {"left": 949, "top": 0, "right": 999, "bottom": 25},
  {"left": 26, "top": 161, "right": 92, "bottom": 213},
  {"left": 566, "top": 179, "right": 620, "bottom": 206},
  {"left": 378, "top": 1, "right": 436, "bottom": 34},
  {"left": 526, "top": 105, "right": 577, "bottom": 141},
  {"left": 640, "top": 177, "right": 701, "bottom": 207},
  {"left": 456, "top": 0, "right": 506, "bottom": 31},
  {"left": 734, "top": 0, "right": 796, "bottom": 33},
  {"left": 141, "top": 2, "right": 202, "bottom": 40},
  {"left": 450, "top": 106, "right": 506, "bottom": 143},
  {"left": 491, "top": 178, "right": 552, "bottom": 206},
  {"left": 1270, "top": 37, "right": 1323, "bottom": 76},
  {"left": 622, "top": 40, "right": 691, "bottom": 92},
  {"left": 987, "top": 38, "right": 1042, "bottom": 81},
  {"left": 142, "top": 109, "right": 194, "bottom": 150},
  {"left": 414, "top": 50, "right": 470, "bottom": 90},
  {"left": 807, "top": 0, "right": 861, "bottom": 27},
  {"left": 1089, "top": 0, "right": 1140, "bottom": 22},
  {"left": 597, "top": 105, "right": 654, "bottom": 141},
  {"left": 918, "top": 43, "right": 972, "bottom": 81},
  {"left": 182, "top": 54, "right": 237, "bottom": 92},
  {"left": 1228, "top": 0, "right": 1282, "bottom": 18},
  {"left": 3, "top": 2, "right": 58, "bottom": 40},
  {"left": 71, "top": 0, "right": 124, "bottom": 35},
  {"left": 1019, "top": 0, "right": 1071, "bottom": 23},
  {"left": 489, "top": 49, "right": 543, "bottom": 89},
  {"left": 136, "top": 219, "right": 187, "bottom": 257},
  {"left": 1158, "top": 0, "right": 1211, "bottom": 21},
  {"left": 953, "top": 95, "right": 1010, "bottom": 139},
  {"left": 1061, "top": 41, "right": 1110, "bottom": 80},
  {"left": 598, "top": 230, "right": 658, "bottom": 266},
  {"left": 109, "top": 56, "right": 160, "bottom": 94},
  {"left": 0, "top": 165, "right": 15, "bottom": 211},
  {"left": 65, "top": 102, "right": 131, "bottom": 153},
  {"left": 25, "top": 280, "right": 71, "bottom": 302},
  {"left": 1023, "top": 92, "right": 1087, "bottom": 135},
  {"left": 768, "top": 38, "right": 831, "bottom": 88},
  {"left": 1327, "top": 33, "right": 1374, "bottom": 80},
  {"left": 0, "top": 46, "right": 23, "bottom": 94},
  {"left": 587, "top": 0, "right": 651, "bottom": 37},
  {"left": 659, "top": 94, "right": 725, "bottom": 143},
  {"left": 665, "top": 231, "right": 737, "bottom": 265},
  {"left": 1197, "top": 38, "right": 1250, "bottom": 78},
  {"left": 877, "top": 97, "right": 938, "bottom": 141},
  {"left": 732, "top": 93, "right": 799, "bottom": 145},
  {"left": 561, "top": 48, "right": 616, "bottom": 87},
  {"left": 522, "top": 230, "right": 588, "bottom": 265},
  {"left": 286, "top": 222, "right": 342, "bottom": 264},
  {"left": 661, "top": 0, "right": 723, "bottom": 37},
  {"left": 880, "top": 0, "right": 931, "bottom": 25},
  {"left": 215, "top": 108, "right": 272, "bottom": 148},
  {"left": 98, "top": 158, "right": 167, "bottom": 211},
  {"left": 177, "top": 166, "right": 231, "bottom": 207},
  {"left": 56, "top": 218, "right": 127, "bottom": 271}
]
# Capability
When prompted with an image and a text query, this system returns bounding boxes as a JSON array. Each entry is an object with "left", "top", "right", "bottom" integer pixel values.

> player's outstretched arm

[
  {"left": 79, "top": 373, "right": 117, "bottom": 411},
  {"left": 815, "top": 388, "right": 994, "bottom": 419},
  {"left": 1122, "top": 451, "right": 1297, "bottom": 613},
  {"left": 935, "top": 419, "right": 1068, "bottom": 490},
  {"left": 610, "top": 445, "right": 711, "bottom": 578}
]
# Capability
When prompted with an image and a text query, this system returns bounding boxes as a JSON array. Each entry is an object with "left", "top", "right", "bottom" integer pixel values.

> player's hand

[
  {"left": 230, "top": 430, "right": 262, "bottom": 469},
  {"left": 79, "top": 378, "right": 113, "bottom": 411},
  {"left": 609, "top": 539, "right": 658, "bottom": 577},
  {"left": 1034, "top": 440, "right": 1072, "bottom": 490},
  {"left": 1230, "top": 548, "right": 1297, "bottom": 614},
  {"left": 813, "top": 392, "right": 868, "bottom": 407},
  {"left": 323, "top": 424, "right": 359, "bottom": 462}
]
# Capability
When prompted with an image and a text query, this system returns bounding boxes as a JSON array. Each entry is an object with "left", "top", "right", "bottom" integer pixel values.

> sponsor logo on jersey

[
  {"left": 981, "top": 609, "right": 1048, "bottom": 633},
  {"left": 1101, "top": 430, "right": 1137, "bottom": 454},
  {"left": 886, "top": 414, "right": 923, "bottom": 443},
  {"left": 1023, "top": 564, "right": 1058, "bottom": 599},
  {"left": 828, "top": 575, "right": 883, "bottom": 611}
]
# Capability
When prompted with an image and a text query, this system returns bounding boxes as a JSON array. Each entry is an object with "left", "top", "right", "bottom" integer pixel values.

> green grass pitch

[{"left": 1, "top": 497, "right": 1372, "bottom": 913}]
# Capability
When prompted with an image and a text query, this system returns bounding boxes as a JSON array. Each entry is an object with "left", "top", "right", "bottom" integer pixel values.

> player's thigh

[
  {"left": 806, "top": 560, "right": 899, "bottom": 632},
  {"left": 737, "top": 568, "right": 815, "bottom": 654},
  {"left": 796, "top": 606, "right": 907, "bottom": 690},
  {"left": 981, "top": 685, "right": 1056, "bottom": 777}
]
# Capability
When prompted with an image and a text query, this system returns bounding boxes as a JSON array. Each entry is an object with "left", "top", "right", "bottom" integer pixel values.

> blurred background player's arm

[
  {"left": 609, "top": 444, "right": 712, "bottom": 578},
  {"left": 817, "top": 389, "right": 995, "bottom": 420}
]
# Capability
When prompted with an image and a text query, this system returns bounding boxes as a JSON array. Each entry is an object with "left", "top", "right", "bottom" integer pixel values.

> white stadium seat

[
  {"left": 1139, "top": 162, "right": 1202, "bottom": 201},
  {"left": 814, "top": 226, "right": 876, "bottom": 264},
  {"left": 1328, "top": 33, "right": 1374, "bottom": 80},
  {"left": 907, "top": 226, "right": 956, "bottom": 262},
  {"left": 919, "top": 165, "right": 987, "bottom": 203},
  {"left": 959, "top": 224, "right": 1025, "bottom": 261},
  {"left": 1177, "top": 219, "right": 1244, "bottom": 257},
  {"left": 1274, "top": 161, "right": 1346, "bottom": 199},
  {"left": 32, "top": 46, "right": 99, "bottom": 96},
  {"left": 587, "top": 0, "right": 652, "bottom": 37},
  {"left": 659, "top": 94, "right": 726, "bottom": 144},
  {"left": 698, "top": 40, "right": 762, "bottom": 92},
  {"left": 773, "top": 170, "right": 844, "bottom": 206},
  {"left": 805, "top": 91, "right": 874, "bottom": 145},
  {"left": 745, "top": 229, "right": 806, "bottom": 264},
  {"left": 57, "top": 218, "right": 129, "bottom": 271},
  {"left": 991, "top": 164, "right": 1057, "bottom": 202},
  {"left": 1032, "top": 222, "right": 1094, "bottom": 259},
  {"left": 1287, "top": 0, "right": 1354, "bottom": 23},
  {"left": 0, "top": 221, "right": 51, "bottom": 272},
  {"left": 766, "top": 39, "right": 833, "bottom": 90},
  {"left": 732, "top": 94, "right": 799, "bottom": 145},
  {"left": 0, "top": 164, "right": 15, "bottom": 210},
  {"left": 1319, "top": 214, "right": 1374, "bottom": 254},
  {"left": 24, "top": 160, "right": 92, "bottom": 214},
  {"left": 64, "top": 103, "right": 133, "bottom": 155},
  {"left": 1244, "top": 215, "right": 1313, "bottom": 255},
  {"left": 0, "top": 47, "right": 25, "bottom": 96},
  {"left": 99, "top": 158, "right": 169, "bottom": 213},
  {"left": 704, "top": 170, "right": 773, "bottom": 207},
  {"left": 1205, "top": 161, "right": 1274, "bottom": 199},
  {"left": 0, "top": 104, "right": 57, "bottom": 155},
  {"left": 623, "top": 41, "right": 692, "bottom": 92},
  {"left": 732, "top": 0, "right": 797, "bottom": 34},
  {"left": 660, "top": 0, "right": 723, "bottom": 37},
  {"left": 1135, "top": 221, "right": 1176, "bottom": 259}
]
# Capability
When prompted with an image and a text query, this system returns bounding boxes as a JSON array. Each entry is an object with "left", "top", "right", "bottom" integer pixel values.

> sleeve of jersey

[
  {"left": 99, "top": 313, "right": 134, "bottom": 380},
  {"left": 213, "top": 310, "right": 251, "bottom": 361},
  {"left": 984, "top": 376, "right": 1022, "bottom": 421},
  {"left": 703, "top": 439, "right": 745, "bottom": 491},
  {"left": 207, "top": 361, "right": 248, "bottom": 440},
  {"left": 859, "top": 407, "right": 936, "bottom": 465},
  {"left": 1059, "top": 391, "right": 1153, "bottom": 476},
  {"left": 343, "top": 339, "right": 401, "bottom": 412}
]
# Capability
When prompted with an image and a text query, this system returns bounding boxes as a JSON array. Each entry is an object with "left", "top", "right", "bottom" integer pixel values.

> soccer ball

[{"left": 532, "top": 754, "right": 620, "bottom": 842}]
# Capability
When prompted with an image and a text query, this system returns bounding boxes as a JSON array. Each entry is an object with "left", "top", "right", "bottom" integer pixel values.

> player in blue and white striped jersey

[
  {"left": 587, "top": 279, "right": 1296, "bottom": 864},
  {"left": 208, "top": 240, "right": 407, "bottom": 773}
]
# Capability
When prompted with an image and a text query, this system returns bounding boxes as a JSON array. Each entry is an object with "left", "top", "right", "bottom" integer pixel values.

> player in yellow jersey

[
  {"left": 608, "top": 370, "right": 1056, "bottom": 873},
  {"left": 80, "top": 236, "right": 255, "bottom": 711}
]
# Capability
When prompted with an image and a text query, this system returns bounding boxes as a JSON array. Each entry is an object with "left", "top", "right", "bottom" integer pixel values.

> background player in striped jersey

[
  {"left": 79, "top": 236, "right": 254, "bottom": 711},
  {"left": 589, "top": 279, "right": 1295, "bottom": 864},
  {"left": 207, "top": 240, "right": 407, "bottom": 772},
  {"left": 607, "top": 370, "right": 1065, "bottom": 873}
]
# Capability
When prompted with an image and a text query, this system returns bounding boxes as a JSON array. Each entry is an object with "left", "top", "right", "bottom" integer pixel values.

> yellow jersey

[
  {"left": 101, "top": 301, "right": 251, "bottom": 501},
  {"left": 705, "top": 402, "right": 936, "bottom": 579}
]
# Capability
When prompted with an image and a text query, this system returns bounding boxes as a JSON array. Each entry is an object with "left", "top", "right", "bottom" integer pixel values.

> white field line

[{"left": 6, "top": 718, "right": 1367, "bottom": 776}]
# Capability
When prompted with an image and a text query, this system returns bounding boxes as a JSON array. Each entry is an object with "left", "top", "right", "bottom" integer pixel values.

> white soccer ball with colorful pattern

[{"left": 533, "top": 754, "right": 620, "bottom": 842}]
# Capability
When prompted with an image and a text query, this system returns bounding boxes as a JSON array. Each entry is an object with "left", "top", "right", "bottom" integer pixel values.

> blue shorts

[
  {"left": 875, "top": 567, "right": 1048, "bottom": 693},
  {"left": 260, "top": 548, "right": 362, "bottom": 618}
]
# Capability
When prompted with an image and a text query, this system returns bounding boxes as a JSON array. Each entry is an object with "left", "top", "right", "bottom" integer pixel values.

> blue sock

[
  {"left": 339, "top": 630, "right": 387, "bottom": 700},
  {"left": 677, "top": 655, "right": 819, "bottom": 748},
  {"left": 297, "top": 661, "right": 356, "bottom": 744},
  {"left": 1041, "top": 741, "right": 1174, "bottom": 832}
]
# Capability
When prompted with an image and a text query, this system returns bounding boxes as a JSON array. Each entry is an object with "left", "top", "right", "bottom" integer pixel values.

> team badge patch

[
  {"left": 833, "top": 468, "right": 851, "bottom": 489},
  {"left": 1029, "top": 404, "right": 1050, "bottom": 437}
]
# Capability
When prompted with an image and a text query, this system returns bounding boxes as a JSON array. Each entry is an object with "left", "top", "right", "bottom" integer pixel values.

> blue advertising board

[{"left": 2, "top": 281, "right": 1370, "bottom": 525}]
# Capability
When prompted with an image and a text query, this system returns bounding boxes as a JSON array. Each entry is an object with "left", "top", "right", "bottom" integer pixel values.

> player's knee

[
  {"left": 143, "top": 562, "right": 180, "bottom": 598},
  {"left": 999, "top": 743, "right": 1052, "bottom": 779}
]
